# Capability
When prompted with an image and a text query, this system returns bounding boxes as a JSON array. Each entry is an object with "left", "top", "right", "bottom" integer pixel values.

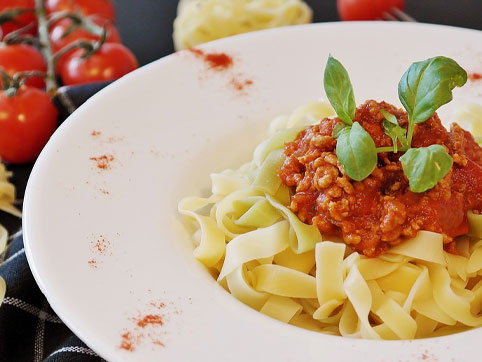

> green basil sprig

[
  {"left": 324, "top": 55, "right": 375, "bottom": 181},
  {"left": 399, "top": 145, "right": 453, "bottom": 193},
  {"left": 398, "top": 56, "right": 467, "bottom": 144},
  {"left": 322, "top": 55, "right": 467, "bottom": 193},
  {"left": 324, "top": 55, "right": 355, "bottom": 126},
  {"left": 396, "top": 56, "right": 466, "bottom": 191},
  {"left": 380, "top": 109, "right": 407, "bottom": 153},
  {"left": 336, "top": 123, "right": 377, "bottom": 181}
]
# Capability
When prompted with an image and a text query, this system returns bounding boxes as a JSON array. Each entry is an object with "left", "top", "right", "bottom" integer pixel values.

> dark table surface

[
  {"left": 114, "top": 0, "right": 482, "bottom": 67},
  {"left": 1, "top": 0, "right": 482, "bottom": 361}
]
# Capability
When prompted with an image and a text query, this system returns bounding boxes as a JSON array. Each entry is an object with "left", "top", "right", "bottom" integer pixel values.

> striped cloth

[{"left": 0, "top": 234, "right": 104, "bottom": 361}]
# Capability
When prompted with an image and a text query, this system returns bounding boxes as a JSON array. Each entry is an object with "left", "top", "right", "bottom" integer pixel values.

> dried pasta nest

[{"left": 173, "top": 0, "right": 313, "bottom": 50}]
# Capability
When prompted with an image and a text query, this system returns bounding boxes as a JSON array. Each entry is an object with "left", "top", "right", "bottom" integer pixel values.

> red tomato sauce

[{"left": 279, "top": 100, "right": 482, "bottom": 257}]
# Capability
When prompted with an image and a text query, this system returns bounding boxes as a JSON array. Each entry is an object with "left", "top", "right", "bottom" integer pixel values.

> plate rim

[{"left": 23, "top": 21, "right": 482, "bottom": 361}]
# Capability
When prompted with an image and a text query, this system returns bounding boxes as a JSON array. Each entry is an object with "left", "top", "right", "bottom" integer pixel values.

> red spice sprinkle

[
  {"left": 90, "top": 154, "right": 114, "bottom": 170},
  {"left": 120, "top": 332, "right": 135, "bottom": 351},
  {"left": 107, "top": 136, "right": 124, "bottom": 143},
  {"left": 469, "top": 72, "right": 482, "bottom": 81},
  {"left": 93, "top": 235, "right": 110, "bottom": 254},
  {"left": 119, "top": 300, "right": 181, "bottom": 351},
  {"left": 231, "top": 77, "right": 253, "bottom": 91},
  {"left": 188, "top": 47, "right": 203, "bottom": 57},
  {"left": 205, "top": 53, "right": 232, "bottom": 70},
  {"left": 187, "top": 47, "right": 255, "bottom": 94},
  {"left": 420, "top": 350, "right": 438, "bottom": 362},
  {"left": 150, "top": 301, "right": 166, "bottom": 309},
  {"left": 87, "top": 259, "right": 97, "bottom": 269},
  {"left": 88, "top": 235, "right": 112, "bottom": 269},
  {"left": 136, "top": 314, "right": 164, "bottom": 328},
  {"left": 91, "top": 130, "right": 101, "bottom": 136},
  {"left": 188, "top": 48, "right": 233, "bottom": 70},
  {"left": 152, "top": 340, "right": 165, "bottom": 347}
]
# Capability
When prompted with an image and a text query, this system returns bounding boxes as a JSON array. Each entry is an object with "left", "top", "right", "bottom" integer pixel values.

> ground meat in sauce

[{"left": 279, "top": 100, "right": 482, "bottom": 257}]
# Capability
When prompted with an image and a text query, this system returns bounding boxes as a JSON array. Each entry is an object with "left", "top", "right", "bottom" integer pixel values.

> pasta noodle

[
  {"left": 0, "top": 162, "right": 21, "bottom": 218},
  {"left": 178, "top": 100, "right": 482, "bottom": 339},
  {"left": 453, "top": 102, "right": 482, "bottom": 140},
  {"left": 173, "top": 0, "right": 313, "bottom": 50},
  {"left": 0, "top": 160, "right": 21, "bottom": 307}
]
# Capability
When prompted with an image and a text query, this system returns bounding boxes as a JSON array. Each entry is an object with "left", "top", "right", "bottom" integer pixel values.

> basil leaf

[
  {"left": 332, "top": 122, "right": 349, "bottom": 139},
  {"left": 336, "top": 122, "right": 377, "bottom": 181},
  {"left": 324, "top": 55, "right": 355, "bottom": 126},
  {"left": 380, "top": 109, "right": 407, "bottom": 153},
  {"left": 400, "top": 144, "right": 453, "bottom": 193},
  {"left": 382, "top": 119, "right": 407, "bottom": 153},
  {"left": 398, "top": 56, "right": 467, "bottom": 125},
  {"left": 380, "top": 109, "right": 398, "bottom": 125}
]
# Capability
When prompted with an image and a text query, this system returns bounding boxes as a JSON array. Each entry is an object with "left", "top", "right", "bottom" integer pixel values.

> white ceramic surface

[{"left": 24, "top": 22, "right": 482, "bottom": 362}]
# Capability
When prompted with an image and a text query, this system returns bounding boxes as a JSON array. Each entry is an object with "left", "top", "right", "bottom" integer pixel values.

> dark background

[{"left": 114, "top": 0, "right": 482, "bottom": 66}]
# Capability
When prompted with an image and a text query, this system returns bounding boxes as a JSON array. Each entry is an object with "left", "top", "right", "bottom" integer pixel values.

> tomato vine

[{"left": 0, "top": 0, "right": 137, "bottom": 163}]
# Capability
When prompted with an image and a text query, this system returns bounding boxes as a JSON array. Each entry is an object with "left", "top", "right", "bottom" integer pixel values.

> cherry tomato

[
  {"left": 0, "top": 86, "right": 58, "bottom": 164},
  {"left": 60, "top": 43, "right": 138, "bottom": 85},
  {"left": 46, "top": 0, "right": 115, "bottom": 21},
  {"left": 0, "top": 0, "right": 37, "bottom": 36},
  {"left": 0, "top": 44, "right": 47, "bottom": 89},
  {"left": 50, "top": 16, "right": 121, "bottom": 72},
  {"left": 337, "top": 0, "right": 405, "bottom": 21}
]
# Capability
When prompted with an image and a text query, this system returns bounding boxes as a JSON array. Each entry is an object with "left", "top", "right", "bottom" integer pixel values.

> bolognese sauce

[{"left": 279, "top": 100, "right": 482, "bottom": 257}]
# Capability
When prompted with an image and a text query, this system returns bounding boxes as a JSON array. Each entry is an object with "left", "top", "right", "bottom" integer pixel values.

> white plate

[{"left": 24, "top": 22, "right": 482, "bottom": 362}]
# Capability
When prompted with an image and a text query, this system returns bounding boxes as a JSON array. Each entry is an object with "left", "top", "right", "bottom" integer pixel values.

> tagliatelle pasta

[
  {"left": 178, "top": 100, "right": 482, "bottom": 339},
  {"left": 173, "top": 0, "right": 313, "bottom": 50},
  {"left": 452, "top": 102, "right": 482, "bottom": 140}
]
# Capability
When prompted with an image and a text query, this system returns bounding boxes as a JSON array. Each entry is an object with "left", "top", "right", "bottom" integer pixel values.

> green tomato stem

[
  {"left": 35, "top": 0, "right": 58, "bottom": 97},
  {"left": 2, "top": 23, "right": 38, "bottom": 45},
  {"left": 0, "top": 8, "right": 34, "bottom": 24},
  {"left": 47, "top": 11, "right": 105, "bottom": 38},
  {"left": 52, "top": 24, "right": 107, "bottom": 65},
  {"left": 52, "top": 39, "right": 93, "bottom": 65}
]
